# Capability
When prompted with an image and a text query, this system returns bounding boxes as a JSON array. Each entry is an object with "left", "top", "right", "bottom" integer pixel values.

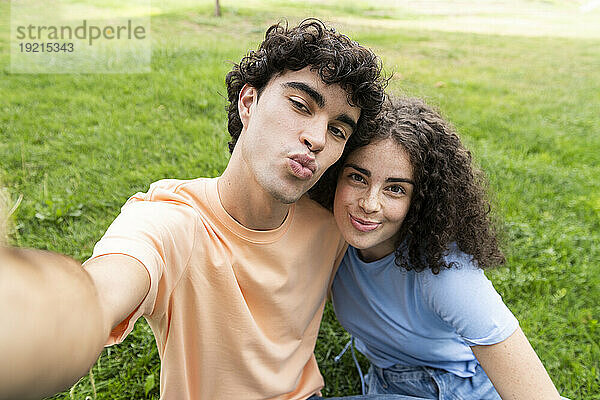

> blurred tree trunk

[{"left": 215, "top": 0, "right": 221, "bottom": 17}]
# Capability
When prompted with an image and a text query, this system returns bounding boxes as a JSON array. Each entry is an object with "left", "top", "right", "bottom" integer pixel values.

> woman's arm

[{"left": 471, "top": 326, "right": 562, "bottom": 400}]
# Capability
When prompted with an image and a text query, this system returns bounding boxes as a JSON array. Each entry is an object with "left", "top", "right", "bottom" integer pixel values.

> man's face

[{"left": 237, "top": 67, "right": 361, "bottom": 204}]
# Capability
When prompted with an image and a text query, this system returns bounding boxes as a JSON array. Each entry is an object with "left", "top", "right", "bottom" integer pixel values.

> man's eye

[
  {"left": 290, "top": 99, "right": 309, "bottom": 113},
  {"left": 329, "top": 125, "right": 347, "bottom": 140}
]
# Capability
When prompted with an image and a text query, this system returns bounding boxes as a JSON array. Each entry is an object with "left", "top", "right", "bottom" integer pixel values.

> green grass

[{"left": 1, "top": 0, "right": 599, "bottom": 399}]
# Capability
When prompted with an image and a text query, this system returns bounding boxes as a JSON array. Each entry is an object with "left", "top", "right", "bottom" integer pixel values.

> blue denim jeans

[
  {"left": 366, "top": 363, "right": 500, "bottom": 400},
  {"left": 308, "top": 393, "right": 432, "bottom": 400},
  {"left": 366, "top": 363, "right": 570, "bottom": 400}
]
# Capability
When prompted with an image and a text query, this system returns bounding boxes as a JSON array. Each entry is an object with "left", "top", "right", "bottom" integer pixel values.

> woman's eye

[
  {"left": 290, "top": 98, "right": 309, "bottom": 113},
  {"left": 348, "top": 173, "right": 365, "bottom": 183},
  {"left": 388, "top": 185, "right": 406, "bottom": 195}
]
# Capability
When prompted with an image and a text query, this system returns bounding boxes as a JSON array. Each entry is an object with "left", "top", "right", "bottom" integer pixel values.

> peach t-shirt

[{"left": 87, "top": 178, "right": 346, "bottom": 399}]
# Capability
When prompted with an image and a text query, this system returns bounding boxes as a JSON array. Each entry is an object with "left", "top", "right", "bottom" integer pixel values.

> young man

[{"left": 1, "top": 19, "right": 425, "bottom": 400}]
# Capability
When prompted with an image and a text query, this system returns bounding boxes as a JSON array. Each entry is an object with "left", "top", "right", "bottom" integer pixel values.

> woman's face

[{"left": 333, "top": 138, "right": 415, "bottom": 262}]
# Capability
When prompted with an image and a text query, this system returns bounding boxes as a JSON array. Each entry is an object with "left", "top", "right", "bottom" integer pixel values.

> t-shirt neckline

[
  {"left": 205, "top": 177, "right": 294, "bottom": 244},
  {"left": 350, "top": 246, "right": 397, "bottom": 270}
]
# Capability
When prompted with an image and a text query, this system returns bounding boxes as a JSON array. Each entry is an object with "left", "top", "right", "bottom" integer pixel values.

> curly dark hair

[
  {"left": 311, "top": 97, "right": 505, "bottom": 273},
  {"left": 225, "top": 18, "right": 386, "bottom": 153}
]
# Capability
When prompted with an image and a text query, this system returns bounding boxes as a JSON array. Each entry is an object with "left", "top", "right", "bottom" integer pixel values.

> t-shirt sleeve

[
  {"left": 327, "top": 240, "right": 349, "bottom": 299},
  {"left": 421, "top": 250, "right": 519, "bottom": 347},
  {"left": 84, "top": 187, "right": 197, "bottom": 345}
]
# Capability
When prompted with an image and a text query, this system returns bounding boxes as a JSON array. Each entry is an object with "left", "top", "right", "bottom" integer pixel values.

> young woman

[{"left": 311, "top": 97, "right": 567, "bottom": 400}]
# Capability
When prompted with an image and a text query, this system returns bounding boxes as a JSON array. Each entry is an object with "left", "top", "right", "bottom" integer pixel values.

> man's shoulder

[
  {"left": 115, "top": 178, "right": 219, "bottom": 230},
  {"left": 293, "top": 195, "right": 340, "bottom": 237},
  {"left": 128, "top": 177, "right": 213, "bottom": 208},
  {"left": 295, "top": 195, "right": 335, "bottom": 220}
]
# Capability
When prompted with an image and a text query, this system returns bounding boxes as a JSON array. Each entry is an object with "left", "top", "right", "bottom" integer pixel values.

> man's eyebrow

[
  {"left": 345, "top": 164, "right": 415, "bottom": 185},
  {"left": 336, "top": 114, "right": 357, "bottom": 133},
  {"left": 283, "top": 82, "right": 357, "bottom": 131},
  {"left": 282, "top": 82, "right": 325, "bottom": 108}
]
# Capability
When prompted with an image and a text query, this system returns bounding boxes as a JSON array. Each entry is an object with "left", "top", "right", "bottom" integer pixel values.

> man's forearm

[{"left": 0, "top": 247, "right": 109, "bottom": 400}]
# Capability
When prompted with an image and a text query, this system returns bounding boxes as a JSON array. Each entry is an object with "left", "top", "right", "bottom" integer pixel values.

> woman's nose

[{"left": 358, "top": 191, "right": 381, "bottom": 213}]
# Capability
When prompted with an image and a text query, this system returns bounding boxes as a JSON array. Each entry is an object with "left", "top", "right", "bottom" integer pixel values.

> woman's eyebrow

[
  {"left": 345, "top": 164, "right": 414, "bottom": 185},
  {"left": 387, "top": 177, "right": 415, "bottom": 185},
  {"left": 345, "top": 164, "right": 370, "bottom": 176}
]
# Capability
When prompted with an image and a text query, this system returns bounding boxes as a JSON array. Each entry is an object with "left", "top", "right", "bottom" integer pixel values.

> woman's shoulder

[
  {"left": 419, "top": 244, "right": 482, "bottom": 283},
  {"left": 415, "top": 244, "right": 496, "bottom": 314}
]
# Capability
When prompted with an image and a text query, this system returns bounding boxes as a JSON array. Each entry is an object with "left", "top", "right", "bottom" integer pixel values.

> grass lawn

[{"left": 1, "top": 0, "right": 598, "bottom": 398}]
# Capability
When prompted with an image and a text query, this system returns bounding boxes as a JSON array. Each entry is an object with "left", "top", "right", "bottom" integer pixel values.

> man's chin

[
  {"left": 271, "top": 191, "right": 303, "bottom": 205},
  {"left": 265, "top": 174, "right": 317, "bottom": 204},
  {"left": 270, "top": 183, "right": 310, "bottom": 205}
]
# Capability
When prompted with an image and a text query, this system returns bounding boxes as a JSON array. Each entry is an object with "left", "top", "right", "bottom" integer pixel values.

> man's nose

[{"left": 300, "top": 119, "right": 327, "bottom": 153}]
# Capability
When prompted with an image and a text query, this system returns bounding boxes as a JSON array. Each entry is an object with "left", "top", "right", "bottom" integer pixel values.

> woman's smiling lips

[{"left": 349, "top": 214, "right": 381, "bottom": 232}]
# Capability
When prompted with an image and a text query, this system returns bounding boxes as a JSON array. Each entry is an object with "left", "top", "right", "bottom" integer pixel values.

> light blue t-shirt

[{"left": 331, "top": 245, "right": 519, "bottom": 378}]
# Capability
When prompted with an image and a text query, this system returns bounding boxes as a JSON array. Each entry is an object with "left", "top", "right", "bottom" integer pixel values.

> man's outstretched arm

[{"left": 0, "top": 248, "right": 149, "bottom": 400}]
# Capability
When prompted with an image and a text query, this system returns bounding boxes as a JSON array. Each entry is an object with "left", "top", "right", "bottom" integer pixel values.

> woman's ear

[{"left": 238, "top": 84, "right": 257, "bottom": 129}]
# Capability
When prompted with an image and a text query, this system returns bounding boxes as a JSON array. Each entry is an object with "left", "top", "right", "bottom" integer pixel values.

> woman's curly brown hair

[
  {"left": 311, "top": 97, "right": 505, "bottom": 273},
  {"left": 225, "top": 18, "right": 386, "bottom": 153}
]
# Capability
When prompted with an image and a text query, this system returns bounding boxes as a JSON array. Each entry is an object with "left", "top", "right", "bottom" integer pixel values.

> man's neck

[{"left": 217, "top": 167, "right": 291, "bottom": 231}]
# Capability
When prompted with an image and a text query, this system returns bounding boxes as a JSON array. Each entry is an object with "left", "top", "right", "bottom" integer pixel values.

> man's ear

[{"left": 238, "top": 84, "right": 257, "bottom": 128}]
